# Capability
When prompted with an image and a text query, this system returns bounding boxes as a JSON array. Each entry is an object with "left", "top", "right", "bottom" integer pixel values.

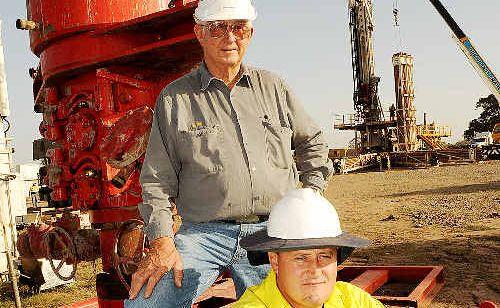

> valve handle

[
  {"left": 44, "top": 226, "right": 77, "bottom": 281},
  {"left": 112, "top": 219, "right": 147, "bottom": 291}
]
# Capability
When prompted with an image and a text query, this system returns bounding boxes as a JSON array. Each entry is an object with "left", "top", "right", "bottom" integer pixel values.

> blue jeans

[{"left": 125, "top": 220, "right": 270, "bottom": 308}]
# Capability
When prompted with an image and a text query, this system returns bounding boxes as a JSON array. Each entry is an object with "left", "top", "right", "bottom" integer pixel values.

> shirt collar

[
  {"left": 253, "top": 270, "right": 343, "bottom": 308},
  {"left": 254, "top": 270, "right": 292, "bottom": 308},
  {"left": 199, "top": 62, "right": 251, "bottom": 91}
]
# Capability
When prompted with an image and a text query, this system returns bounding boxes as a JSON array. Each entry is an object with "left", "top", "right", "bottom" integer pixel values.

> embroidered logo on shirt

[{"left": 190, "top": 121, "right": 205, "bottom": 130}]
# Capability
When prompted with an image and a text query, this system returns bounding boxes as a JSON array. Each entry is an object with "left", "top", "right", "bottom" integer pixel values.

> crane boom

[{"left": 429, "top": 0, "right": 500, "bottom": 104}]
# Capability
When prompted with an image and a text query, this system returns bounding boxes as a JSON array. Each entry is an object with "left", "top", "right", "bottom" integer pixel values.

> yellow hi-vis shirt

[{"left": 232, "top": 270, "right": 385, "bottom": 308}]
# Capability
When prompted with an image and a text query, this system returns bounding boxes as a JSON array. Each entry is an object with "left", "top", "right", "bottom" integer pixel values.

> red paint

[
  {"left": 17, "top": 224, "right": 54, "bottom": 259},
  {"left": 23, "top": 0, "right": 203, "bottom": 305},
  {"left": 348, "top": 270, "right": 389, "bottom": 294},
  {"left": 27, "top": 0, "right": 188, "bottom": 53},
  {"left": 61, "top": 297, "right": 99, "bottom": 308},
  {"left": 338, "top": 265, "right": 445, "bottom": 306}
]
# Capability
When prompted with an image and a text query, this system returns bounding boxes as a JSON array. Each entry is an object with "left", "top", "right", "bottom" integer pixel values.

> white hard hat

[
  {"left": 268, "top": 188, "right": 342, "bottom": 239},
  {"left": 194, "top": 0, "right": 257, "bottom": 23},
  {"left": 240, "top": 188, "right": 370, "bottom": 265}
]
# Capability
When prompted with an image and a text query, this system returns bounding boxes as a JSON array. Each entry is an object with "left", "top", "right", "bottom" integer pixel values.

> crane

[{"left": 428, "top": 0, "right": 500, "bottom": 104}]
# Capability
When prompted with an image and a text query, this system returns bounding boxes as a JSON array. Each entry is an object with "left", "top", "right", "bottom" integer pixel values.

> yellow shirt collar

[{"left": 253, "top": 270, "right": 343, "bottom": 308}]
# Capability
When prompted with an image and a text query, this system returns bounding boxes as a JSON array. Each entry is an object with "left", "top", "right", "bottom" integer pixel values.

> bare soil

[
  {"left": 1, "top": 161, "right": 499, "bottom": 307},
  {"left": 325, "top": 160, "right": 500, "bottom": 307}
]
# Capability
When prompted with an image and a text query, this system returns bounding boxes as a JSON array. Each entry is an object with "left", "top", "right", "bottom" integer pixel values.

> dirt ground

[
  {"left": 325, "top": 160, "right": 500, "bottom": 307},
  {"left": 1, "top": 161, "right": 498, "bottom": 307}
]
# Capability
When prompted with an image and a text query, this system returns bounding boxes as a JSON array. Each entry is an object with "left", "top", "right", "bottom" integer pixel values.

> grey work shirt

[{"left": 139, "top": 63, "right": 332, "bottom": 240}]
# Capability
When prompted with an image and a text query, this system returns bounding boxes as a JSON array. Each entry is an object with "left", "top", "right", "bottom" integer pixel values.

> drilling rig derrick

[{"left": 335, "top": 0, "right": 395, "bottom": 153}]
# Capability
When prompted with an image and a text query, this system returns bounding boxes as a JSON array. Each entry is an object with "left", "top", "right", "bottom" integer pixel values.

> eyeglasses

[{"left": 201, "top": 21, "right": 253, "bottom": 39}]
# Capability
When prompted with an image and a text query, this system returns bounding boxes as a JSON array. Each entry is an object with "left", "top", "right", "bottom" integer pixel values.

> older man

[
  {"left": 126, "top": 0, "right": 331, "bottom": 306},
  {"left": 234, "top": 189, "right": 384, "bottom": 308}
]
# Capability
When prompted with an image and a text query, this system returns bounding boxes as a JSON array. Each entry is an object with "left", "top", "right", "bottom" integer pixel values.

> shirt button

[{"left": 251, "top": 166, "right": 256, "bottom": 172}]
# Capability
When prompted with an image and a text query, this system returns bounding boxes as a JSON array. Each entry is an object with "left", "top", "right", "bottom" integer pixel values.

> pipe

[
  {"left": 0, "top": 20, "right": 11, "bottom": 118},
  {"left": 0, "top": 175, "right": 22, "bottom": 308},
  {"left": 0, "top": 19, "right": 21, "bottom": 308},
  {"left": 2, "top": 117, "right": 10, "bottom": 134}
]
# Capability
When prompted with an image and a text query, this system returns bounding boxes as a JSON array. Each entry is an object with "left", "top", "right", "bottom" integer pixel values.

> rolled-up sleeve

[
  {"left": 281, "top": 81, "right": 332, "bottom": 191},
  {"left": 139, "top": 94, "right": 180, "bottom": 240}
]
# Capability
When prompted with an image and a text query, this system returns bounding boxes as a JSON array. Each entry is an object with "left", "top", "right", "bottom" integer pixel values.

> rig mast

[{"left": 335, "top": 0, "right": 395, "bottom": 152}]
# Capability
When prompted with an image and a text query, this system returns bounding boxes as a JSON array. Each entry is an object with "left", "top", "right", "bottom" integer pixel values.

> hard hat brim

[
  {"left": 241, "top": 229, "right": 370, "bottom": 265},
  {"left": 246, "top": 247, "right": 356, "bottom": 266}
]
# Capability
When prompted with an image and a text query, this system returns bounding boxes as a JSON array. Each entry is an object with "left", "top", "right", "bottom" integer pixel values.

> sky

[{"left": 1, "top": 0, "right": 499, "bottom": 164}]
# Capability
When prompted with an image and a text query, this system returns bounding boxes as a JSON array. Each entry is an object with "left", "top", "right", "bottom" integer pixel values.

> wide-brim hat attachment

[{"left": 240, "top": 188, "right": 370, "bottom": 265}]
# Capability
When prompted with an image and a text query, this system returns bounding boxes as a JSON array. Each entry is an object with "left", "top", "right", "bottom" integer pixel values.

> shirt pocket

[
  {"left": 262, "top": 117, "right": 293, "bottom": 169},
  {"left": 178, "top": 125, "right": 225, "bottom": 174}
]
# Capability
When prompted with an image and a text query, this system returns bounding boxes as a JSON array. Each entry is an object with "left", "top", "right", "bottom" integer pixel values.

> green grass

[{"left": 0, "top": 261, "right": 99, "bottom": 308}]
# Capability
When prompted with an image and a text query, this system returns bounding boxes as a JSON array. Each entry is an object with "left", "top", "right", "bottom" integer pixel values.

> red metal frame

[
  {"left": 64, "top": 265, "right": 445, "bottom": 308},
  {"left": 337, "top": 265, "right": 445, "bottom": 307},
  {"left": 480, "top": 302, "right": 498, "bottom": 308}
]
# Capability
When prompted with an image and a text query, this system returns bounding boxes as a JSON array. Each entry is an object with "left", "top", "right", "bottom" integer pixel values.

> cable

[
  {"left": 392, "top": 0, "right": 404, "bottom": 52},
  {"left": 1, "top": 116, "right": 10, "bottom": 132},
  {"left": 1, "top": 117, "right": 10, "bottom": 147}
]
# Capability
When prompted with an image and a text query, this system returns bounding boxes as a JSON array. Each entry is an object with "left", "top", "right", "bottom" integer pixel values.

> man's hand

[{"left": 128, "top": 236, "right": 183, "bottom": 300}]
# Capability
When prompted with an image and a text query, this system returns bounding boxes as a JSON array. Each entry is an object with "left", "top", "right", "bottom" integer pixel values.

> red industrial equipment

[
  {"left": 17, "top": 1, "right": 203, "bottom": 306},
  {"left": 17, "top": 213, "right": 100, "bottom": 281}
]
